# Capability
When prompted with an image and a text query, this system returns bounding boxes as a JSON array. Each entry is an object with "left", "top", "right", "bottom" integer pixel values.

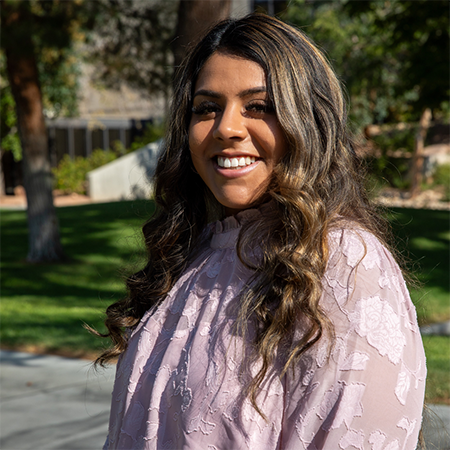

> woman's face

[{"left": 189, "top": 52, "right": 286, "bottom": 216}]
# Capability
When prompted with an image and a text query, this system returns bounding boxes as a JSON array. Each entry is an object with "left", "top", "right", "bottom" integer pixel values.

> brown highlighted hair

[{"left": 94, "top": 13, "right": 389, "bottom": 416}]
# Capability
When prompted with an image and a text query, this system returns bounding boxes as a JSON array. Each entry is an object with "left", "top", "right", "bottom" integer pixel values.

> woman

[{"left": 98, "top": 14, "right": 426, "bottom": 450}]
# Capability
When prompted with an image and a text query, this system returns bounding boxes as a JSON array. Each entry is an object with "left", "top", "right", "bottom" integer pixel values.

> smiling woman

[
  {"left": 189, "top": 53, "right": 286, "bottom": 215},
  {"left": 95, "top": 13, "right": 426, "bottom": 450}
]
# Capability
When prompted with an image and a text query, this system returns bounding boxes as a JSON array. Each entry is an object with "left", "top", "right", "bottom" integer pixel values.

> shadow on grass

[
  {"left": 386, "top": 207, "right": 450, "bottom": 324},
  {"left": 1, "top": 202, "right": 448, "bottom": 354},
  {"left": 0, "top": 200, "right": 155, "bottom": 353}
]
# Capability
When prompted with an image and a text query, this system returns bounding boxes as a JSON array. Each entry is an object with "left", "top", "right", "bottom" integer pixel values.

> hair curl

[{"left": 93, "top": 13, "right": 390, "bottom": 416}]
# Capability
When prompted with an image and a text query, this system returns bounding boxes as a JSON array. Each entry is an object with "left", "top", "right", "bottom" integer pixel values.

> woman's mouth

[{"left": 217, "top": 156, "right": 256, "bottom": 169}]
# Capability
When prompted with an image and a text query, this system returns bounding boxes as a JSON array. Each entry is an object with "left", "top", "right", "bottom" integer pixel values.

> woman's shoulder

[
  {"left": 327, "top": 224, "right": 395, "bottom": 274},
  {"left": 323, "top": 223, "right": 415, "bottom": 322},
  {"left": 323, "top": 223, "right": 421, "bottom": 339}
]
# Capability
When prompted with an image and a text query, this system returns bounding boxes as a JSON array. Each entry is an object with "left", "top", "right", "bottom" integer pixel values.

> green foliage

[
  {"left": 364, "top": 172, "right": 388, "bottom": 201},
  {"left": 1, "top": 133, "right": 22, "bottom": 161},
  {"left": 129, "top": 122, "right": 166, "bottom": 152},
  {"left": 0, "top": 54, "right": 22, "bottom": 160},
  {"left": 364, "top": 127, "right": 417, "bottom": 189},
  {"left": 284, "top": 0, "right": 449, "bottom": 128},
  {"left": 88, "top": 146, "right": 120, "bottom": 168},
  {"left": 52, "top": 125, "right": 164, "bottom": 195},
  {"left": 1, "top": 46, "right": 80, "bottom": 161},
  {"left": 366, "top": 155, "right": 411, "bottom": 190},
  {"left": 38, "top": 48, "right": 81, "bottom": 119},
  {"left": 284, "top": 1, "right": 400, "bottom": 127},
  {"left": 52, "top": 149, "right": 118, "bottom": 195},
  {"left": 431, "top": 163, "right": 450, "bottom": 201},
  {"left": 370, "top": 127, "right": 416, "bottom": 155},
  {"left": 88, "top": 0, "right": 177, "bottom": 101},
  {"left": 0, "top": 1, "right": 105, "bottom": 161},
  {"left": 345, "top": 0, "right": 449, "bottom": 115}
]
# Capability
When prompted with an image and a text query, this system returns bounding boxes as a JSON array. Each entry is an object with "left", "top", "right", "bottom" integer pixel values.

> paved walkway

[
  {"left": 422, "top": 404, "right": 450, "bottom": 450},
  {"left": 0, "top": 350, "right": 115, "bottom": 450},
  {"left": 1, "top": 349, "right": 449, "bottom": 450}
]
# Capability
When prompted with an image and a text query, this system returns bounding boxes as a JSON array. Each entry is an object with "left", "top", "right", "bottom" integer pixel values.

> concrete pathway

[
  {"left": 420, "top": 321, "right": 450, "bottom": 336},
  {"left": 0, "top": 350, "right": 115, "bottom": 450},
  {"left": 0, "top": 349, "right": 449, "bottom": 450},
  {"left": 423, "top": 404, "right": 450, "bottom": 450}
]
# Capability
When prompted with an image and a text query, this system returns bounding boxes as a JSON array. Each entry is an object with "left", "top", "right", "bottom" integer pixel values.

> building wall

[
  {"left": 87, "top": 140, "right": 162, "bottom": 201},
  {"left": 231, "top": 0, "right": 252, "bottom": 17}
]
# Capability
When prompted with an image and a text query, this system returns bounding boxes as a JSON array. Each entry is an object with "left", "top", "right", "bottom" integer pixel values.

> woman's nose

[{"left": 212, "top": 106, "right": 247, "bottom": 142}]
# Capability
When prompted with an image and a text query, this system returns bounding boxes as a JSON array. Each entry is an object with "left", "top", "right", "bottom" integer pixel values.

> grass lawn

[
  {"left": 1, "top": 200, "right": 153, "bottom": 358},
  {"left": 387, "top": 208, "right": 450, "bottom": 326},
  {"left": 1, "top": 202, "right": 449, "bottom": 403}
]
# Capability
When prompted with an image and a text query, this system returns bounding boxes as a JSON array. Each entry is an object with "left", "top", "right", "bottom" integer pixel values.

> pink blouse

[{"left": 104, "top": 208, "right": 426, "bottom": 450}]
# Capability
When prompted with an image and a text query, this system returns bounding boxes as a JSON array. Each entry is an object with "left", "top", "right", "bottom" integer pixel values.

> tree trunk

[
  {"left": 5, "top": 48, "right": 64, "bottom": 262},
  {"left": 172, "top": 0, "right": 232, "bottom": 71},
  {"left": 409, "top": 108, "right": 432, "bottom": 199}
]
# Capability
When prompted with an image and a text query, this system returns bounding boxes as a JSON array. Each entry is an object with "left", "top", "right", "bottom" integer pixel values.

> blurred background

[{"left": 0, "top": 1, "right": 449, "bottom": 448}]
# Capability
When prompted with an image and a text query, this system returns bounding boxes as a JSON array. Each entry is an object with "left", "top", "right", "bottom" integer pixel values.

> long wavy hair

[{"left": 94, "top": 14, "right": 389, "bottom": 416}]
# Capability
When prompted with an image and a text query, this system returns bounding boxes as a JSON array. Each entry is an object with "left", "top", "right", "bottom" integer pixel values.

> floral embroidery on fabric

[
  {"left": 395, "top": 369, "right": 411, "bottom": 406},
  {"left": 397, "top": 417, "right": 417, "bottom": 443},
  {"left": 339, "top": 428, "right": 365, "bottom": 449},
  {"left": 383, "top": 439, "right": 400, "bottom": 450},
  {"left": 296, "top": 406, "right": 318, "bottom": 446},
  {"left": 173, "top": 349, "right": 193, "bottom": 413},
  {"left": 339, "top": 351, "right": 370, "bottom": 371},
  {"left": 102, "top": 223, "right": 426, "bottom": 450},
  {"left": 318, "top": 381, "right": 365, "bottom": 431},
  {"left": 369, "top": 430, "right": 387, "bottom": 450},
  {"left": 206, "top": 261, "right": 222, "bottom": 278},
  {"left": 341, "top": 233, "right": 366, "bottom": 268},
  {"left": 351, "top": 296, "right": 406, "bottom": 364},
  {"left": 324, "top": 273, "right": 353, "bottom": 308}
]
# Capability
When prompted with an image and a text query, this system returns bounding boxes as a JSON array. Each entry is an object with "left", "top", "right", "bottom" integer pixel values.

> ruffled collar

[{"left": 209, "top": 202, "right": 275, "bottom": 249}]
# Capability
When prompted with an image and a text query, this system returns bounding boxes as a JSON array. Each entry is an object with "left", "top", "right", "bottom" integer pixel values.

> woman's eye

[
  {"left": 191, "top": 102, "right": 220, "bottom": 116},
  {"left": 246, "top": 101, "right": 274, "bottom": 115}
]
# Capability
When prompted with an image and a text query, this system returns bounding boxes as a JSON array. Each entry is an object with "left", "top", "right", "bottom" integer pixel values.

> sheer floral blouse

[{"left": 103, "top": 207, "right": 426, "bottom": 450}]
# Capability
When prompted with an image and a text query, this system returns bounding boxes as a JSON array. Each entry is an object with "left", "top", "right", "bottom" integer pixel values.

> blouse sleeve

[{"left": 281, "top": 229, "right": 426, "bottom": 450}]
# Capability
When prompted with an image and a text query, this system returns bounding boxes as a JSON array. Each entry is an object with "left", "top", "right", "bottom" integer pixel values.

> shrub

[
  {"left": 365, "top": 155, "right": 411, "bottom": 190},
  {"left": 370, "top": 127, "right": 416, "bottom": 155},
  {"left": 52, "top": 149, "right": 117, "bottom": 195},
  {"left": 432, "top": 163, "right": 450, "bottom": 201},
  {"left": 366, "top": 127, "right": 416, "bottom": 190},
  {"left": 129, "top": 122, "right": 165, "bottom": 152}
]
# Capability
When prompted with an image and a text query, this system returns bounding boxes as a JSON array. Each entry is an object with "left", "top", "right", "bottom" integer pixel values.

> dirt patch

[
  {"left": 0, "top": 343, "right": 103, "bottom": 362},
  {"left": 375, "top": 186, "right": 450, "bottom": 211},
  {"left": 0, "top": 187, "right": 93, "bottom": 208}
]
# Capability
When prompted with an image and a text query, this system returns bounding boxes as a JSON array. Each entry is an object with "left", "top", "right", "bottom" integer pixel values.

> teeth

[{"left": 217, "top": 156, "right": 256, "bottom": 168}]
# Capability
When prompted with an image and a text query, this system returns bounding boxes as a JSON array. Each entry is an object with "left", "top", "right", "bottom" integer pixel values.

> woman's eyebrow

[
  {"left": 193, "top": 89, "right": 221, "bottom": 99},
  {"left": 193, "top": 86, "right": 267, "bottom": 99},
  {"left": 238, "top": 87, "right": 267, "bottom": 98}
]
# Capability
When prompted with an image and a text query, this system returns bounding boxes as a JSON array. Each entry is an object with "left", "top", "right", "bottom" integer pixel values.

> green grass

[
  {"left": 422, "top": 336, "right": 450, "bottom": 404},
  {"left": 386, "top": 208, "right": 450, "bottom": 326},
  {"left": 0, "top": 200, "right": 153, "bottom": 357},
  {"left": 1, "top": 202, "right": 449, "bottom": 403}
]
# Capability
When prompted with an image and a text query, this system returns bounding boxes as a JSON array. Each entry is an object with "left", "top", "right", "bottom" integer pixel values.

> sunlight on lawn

[
  {"left": 0, "top": 200, "right": 151, "bottom": 355},
  {"left": 1, "top": 201, "right": 449, "bottom": 403}
]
